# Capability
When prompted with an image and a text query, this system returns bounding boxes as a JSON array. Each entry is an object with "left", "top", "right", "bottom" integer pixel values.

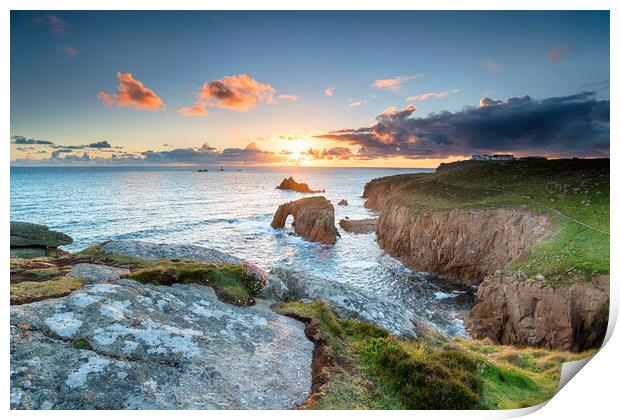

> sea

[{"left": 10, "top": 165, "right": 474, "bottom": 336}]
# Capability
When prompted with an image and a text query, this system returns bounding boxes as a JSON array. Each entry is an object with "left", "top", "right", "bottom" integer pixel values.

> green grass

[
  {"left": 10, "top": 276, "right": 84, "bottom": 305},
  {"left": 274, "top": 301, "right": 585, "bottom": 410},
  {"left": 125, "top": 261, "right": 265, "bottom": 306},
  {"left": 380, "top": 158, "right": 609, "bottom": 281},
  {"left": 12, "top": 245, "right": 267, "bottom": 307}
]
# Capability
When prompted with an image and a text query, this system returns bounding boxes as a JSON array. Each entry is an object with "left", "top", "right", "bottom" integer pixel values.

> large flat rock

[
  {"left": 11, "top": 221, "right": 73, "bottom": 248},
  {"left": 11, "top": 279, "right": 313, "bottom": 409},
  {"left": 270, "top": 268, "right": 417, "bottom": 338},
  {"left": 100, "top": 240, "right": 243, "bottom": 264}
]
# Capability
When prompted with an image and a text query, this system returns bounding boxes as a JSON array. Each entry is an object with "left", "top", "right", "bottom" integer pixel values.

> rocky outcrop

[
  {"left": 11, "top": 221, "right": 73, "bottom": 258},
  {"left": 67, "top": 264, "right": 130, "bottom": 284},
  {"left": 100, "top": 240, "right": 243, "bottom": 264},
  {"left": 339, "top": 218, "right": 378, "bottom": 234},
  {"left": 270, "top": 268, "right": 417, "bottom": 338},
  {"left": 376, "top": 206, "right": 549, "bottom": 285},
  {"left": 337, "top": 199, "right": 348, "bottom": 206},
  {"left": 362, "top": 176, "right": 413, "bottom": 212},
  {"left": 11, "top": 279, "right": 313, "bottom": 409},
  {"left": 467, "top": 273, "right": 609, "bottom": 352},
  {"left": 271, "top": 197, "right": 340, "bottom": 244},
  {"left": 276, "top": 177, "right": 324, "bottom": 193}
]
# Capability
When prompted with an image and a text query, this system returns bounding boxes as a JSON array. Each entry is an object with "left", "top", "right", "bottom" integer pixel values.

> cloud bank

[
  {"left": 98, "top": 72, "right": 165, "bottom": 110},
  {"left": 316, "top": 92, "right": 609, "bottom": 159}
]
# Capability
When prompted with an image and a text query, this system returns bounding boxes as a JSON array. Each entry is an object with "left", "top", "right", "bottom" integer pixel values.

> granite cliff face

[
  {"left": 271, "top": 196, "right": 340, "bottom": 244},
  {"left": 375, "top": 206, "right": 549, "bottom": 285},
  {"left": 467, "top": 273, "right": 609, "bottom": 352},
  {"left": 363, "top": 168, "right": 609, "bottom": 351}
]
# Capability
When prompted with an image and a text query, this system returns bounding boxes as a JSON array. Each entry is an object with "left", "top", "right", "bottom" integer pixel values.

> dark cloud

[
  {"left": 11, "top": 136, "right": 54, "bottom": 145},
  {"left": 140, "top": 142, "right": 282, "bottom": 164},
  {"left": 303, "top": 147, "right": 353, "bottom": 160},
  {"left": 316, "top": 92, "right": 609, "bottom": 159},
  {"left": 88, "top": 140, "right": 112, "bottom": 148}
]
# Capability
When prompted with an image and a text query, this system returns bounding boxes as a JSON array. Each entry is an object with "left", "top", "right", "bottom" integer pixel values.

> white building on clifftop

[{"left": 471, "top": 154, "right": 515, "bottom": 161}]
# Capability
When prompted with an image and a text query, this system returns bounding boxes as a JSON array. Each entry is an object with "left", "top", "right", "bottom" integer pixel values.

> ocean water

[{"left": 10, "top": 165, "right": 474, "bottom": 336}]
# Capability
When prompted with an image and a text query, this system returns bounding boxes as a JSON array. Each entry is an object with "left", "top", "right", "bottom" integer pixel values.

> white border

[{"left": 2, "top": 2, "right": 617, "bottom": 419}]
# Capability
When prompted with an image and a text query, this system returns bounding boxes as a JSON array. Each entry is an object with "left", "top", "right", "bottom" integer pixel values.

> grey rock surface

[
  {"left": 270, "top": 268, "right": 417, "bottom": 338},
  {"left": 11, "top": 279, "right": 313, "bottom": 409},
  {"left": 100, "top": 240, "right": 243, "bottom": 264},
  {"left": 67, "top": 264, "right": 130, "bottom": 284},
  {"left": 11, "top": 221, "right": 73, "bottom": 248}
]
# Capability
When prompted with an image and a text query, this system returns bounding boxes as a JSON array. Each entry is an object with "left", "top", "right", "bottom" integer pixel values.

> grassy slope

[
  {"left": 381, "top": 158, "right": 609, "bottom": 281},
  {"left": 275, "top": 301, "right": 591, "bottom": 410}
]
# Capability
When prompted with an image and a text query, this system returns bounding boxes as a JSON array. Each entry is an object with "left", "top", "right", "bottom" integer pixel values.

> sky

[{"left": 10, "top": 11, "right": 610, "bottom": 167}]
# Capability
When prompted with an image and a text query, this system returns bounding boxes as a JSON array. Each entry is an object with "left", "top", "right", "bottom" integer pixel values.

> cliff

[
  {"left": 376, "top": 206, "right": 548, "bottom": 285},
  {"left": 467, "top": 272, "right": 609, "bottom": 352},
  {"left": 365, "top": 158, "right": 610, "bottom": 351}
]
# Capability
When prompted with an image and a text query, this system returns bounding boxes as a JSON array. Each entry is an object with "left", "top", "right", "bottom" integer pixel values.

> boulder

[
  {"left": 100, "top": 241, "right": 242, "bottom": 264},
  {"left": 271, "top": 196, "right": 340, "bottom": 244},
  {"left": 337, "top": 199, "right": 349, "bottom": 206},
  {"left": 276, "top": 177, "right": 324, "bottom": 193},
  {"left": 10, "top": 279, "right": 313, "bottom": 409},
  {"left": 270, "top": 268, "right": 417, "bottom": 338},
  {"left": 339, "top": 218, "right": 378, "bottom": 234},
  {"left": 11, "top": 221, "right": 73, "bottom": 248},
  {"left": 67, "top": 264, "right": 130, "bottom": 284}
]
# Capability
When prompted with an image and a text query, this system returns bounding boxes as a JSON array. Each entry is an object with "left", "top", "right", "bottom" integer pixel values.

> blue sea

[{"left": 10, "top": 165, "right": 474, "bottom": 336}]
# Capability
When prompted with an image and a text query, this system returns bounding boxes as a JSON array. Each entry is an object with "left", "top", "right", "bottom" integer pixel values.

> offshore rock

[
  {"left": 10, "top": 279, "right": 313, "bottom": 409},
  {"left": 276, "top": 177, "right": 324, "bottom": 193},
  {"left": 271, "top": 196, "right": 340, "bottom": 244},
  {"left": 339, "top": 218, "right": 378, "bottom": 234}
]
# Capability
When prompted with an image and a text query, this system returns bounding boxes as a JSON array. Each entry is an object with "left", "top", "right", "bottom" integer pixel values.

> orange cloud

[
  {"left": 278, "top": 94, "right": 299, "bottom": 101},
  {"left": 549, "top": 44, "right": 567, "bottom": 61},
  {"left": 177, "top": 105, "right": 209, "bottom": 117},
  {"left": 98, "top": 72, "right": 164, "bottom": 110},
  {"left": 324, "top": 86, "right": 334, "bottom": 96},
  {"left": 371, "top": 74, "right": 423, "bottom": 90},
  {"left": 58, "top": 45, "right": 78, "bottom": 57},
  {"left": 407, "top": 89, "right": 459, "bottom": 101},
  {"left": 178, "top": 74, "right": 275, "bottom": 116}
]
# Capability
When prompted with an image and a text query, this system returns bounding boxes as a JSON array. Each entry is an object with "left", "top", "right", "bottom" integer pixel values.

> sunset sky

[{"left": 10, "top": 11, "right": 610, "bottom": 167}]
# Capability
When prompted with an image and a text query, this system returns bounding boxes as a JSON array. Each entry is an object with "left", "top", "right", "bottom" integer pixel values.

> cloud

[
  {"left": 316, "top": 92, "right": 609, "bottom": 159},
  {"left": 88, "top": 140, "right": 112, "bottom": 148},
  {"left": 98, "top": 72, "right": 165, "bottom": 111},
  {"left": 479, "top": 97, "right": 505, "bottom": 107},
  {"left": 304, "top": 147, "right": 353, "bottom": 160},
  {"left": 348, "top": 99, "right": 367, "bottom": 108},
  {"left": 14, "top": 142, "right": 285, "bottom": 166},
  {"left": 58, "top": 45, "right": 78, "bottom": 57},
  {"left": 11, "top": 136, "right": 54, "bottom": 145},
  {"left": 548, "top": 44, "right": 567, "bottom": 61},
  {"left": 324, "top": 86, "right": 334, "bottom": 97},
  {"left": 32, "top": 14, "right": 69, "bottom": 36},
  {"left": 178, "top": 74, "right": 275, "bottom": 116},
  {"left": 177, "top": 105, "right": 209, "bottom": 117},
  {"left": 371, "top": 74, "right": 423, "bottom": 90},
  {"left": 278, "top": 94, "right": 299, "bottom": 102},
  {"left": 483, "top": 60, "right": 502, "bottom": 72},
  {"left": 407, "top": 89, "right": 459, "bottom": 102}
]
